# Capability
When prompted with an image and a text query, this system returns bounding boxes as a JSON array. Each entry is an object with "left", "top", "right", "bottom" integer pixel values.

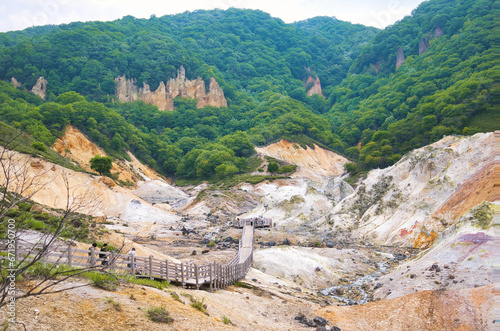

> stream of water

[{"left": 320, "top": 262, "right": 389, "bottom": 305}]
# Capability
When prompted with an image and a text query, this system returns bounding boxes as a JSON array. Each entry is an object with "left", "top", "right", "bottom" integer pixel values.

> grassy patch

[
  {"left": 84, "top": 271, "right": 119, "bottom": 291},
  {"left": 223, "top": 315, "right": 232, "bottom": 325},
  {"left": 125, "top": 276, "right": 169, "bottom": 290},
  {"left": 190, "top": 297, "right": 208, "bottom": 315},
  {"left": 233, "top": 281, "right": 253, "bottom": 289}
]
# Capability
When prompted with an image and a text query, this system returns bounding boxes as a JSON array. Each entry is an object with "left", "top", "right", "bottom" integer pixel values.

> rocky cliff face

[
  {"left": 255, "top": 140, "right": 347, "bottom": 182},
  {"left": 30, "top": 76, "right": 48, "bottom": 99},
  {"left": 115, "top": 66, "right": 227, "bottom": 110},
  {"left": 419, "top": 37, "right": 430, "bottom": 55},
  {"left": 317, "top": 132, "right": 494, "bottom": 248},
  {"left": 395, "top": 46, "right": 405, "bottom": 69},
  {"left": 304, "top": 75, "right": 323, "bottom": 97},
  {"left": 10, "top": 77, "right": 21, "bottom": 88},
  {"left": 11, "top": 76, "right": 48, "bottom": 99}
]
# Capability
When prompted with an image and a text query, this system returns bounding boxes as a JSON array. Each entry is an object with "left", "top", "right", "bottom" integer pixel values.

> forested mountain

[{"left": 0, "top": 0, "right": 494, "bottom": 182}]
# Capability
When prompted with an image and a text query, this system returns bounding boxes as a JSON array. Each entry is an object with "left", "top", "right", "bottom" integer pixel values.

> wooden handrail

[{"left": 0, "top": 218, "right": 263, "bottom": 291}]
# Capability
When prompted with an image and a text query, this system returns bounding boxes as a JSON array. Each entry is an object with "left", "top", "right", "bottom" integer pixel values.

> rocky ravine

[{"left": 0, "top": 130, "right": 494, "bottom": 330}]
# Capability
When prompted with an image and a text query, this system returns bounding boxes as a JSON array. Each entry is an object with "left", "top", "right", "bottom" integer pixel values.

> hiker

[
  {"left": 127, "top": 247, "right": 136, "bottom": 270},
  {"left": 99, "top": 243, "right": 108, "bottom": 266},
  {"left": 88, "top": 243, "right": 97, "bottom": 255},
  {"left": 87, "top": 243, "right": 97, "bottom": 263}
]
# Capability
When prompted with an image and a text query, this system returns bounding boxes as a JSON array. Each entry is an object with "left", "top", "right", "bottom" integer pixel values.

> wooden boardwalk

[{"left": 1, "top": 219, "right": 261, "bottom": 292}]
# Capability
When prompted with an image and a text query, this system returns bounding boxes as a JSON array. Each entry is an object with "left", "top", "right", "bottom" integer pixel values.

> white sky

[{"left": 1, "top": 0, "right": 427, "bottom": 33}]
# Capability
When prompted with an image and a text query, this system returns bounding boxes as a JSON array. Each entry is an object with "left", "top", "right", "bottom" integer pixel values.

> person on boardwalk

[
  {"left": 88, "top": 243, "right": 97, "bottom": 263},
  {"left": 127, "top": 247, "right": 136, "bottom": 271},
  {"left": 99, "top": 243, "right": 108, "bottom": 266}
]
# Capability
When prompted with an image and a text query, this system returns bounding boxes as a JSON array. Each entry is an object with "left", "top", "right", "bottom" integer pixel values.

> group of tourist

[{"left": 88, "top": 243, "right": 137, "bottom": 269}]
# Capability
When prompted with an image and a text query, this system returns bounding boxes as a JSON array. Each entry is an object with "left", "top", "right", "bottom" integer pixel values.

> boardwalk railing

[
  {"left": 233, "top": 216, "right": 273, "bottom": 228},
  {"left": 0, "top": 220, "right": 258, "bottom": 292}
]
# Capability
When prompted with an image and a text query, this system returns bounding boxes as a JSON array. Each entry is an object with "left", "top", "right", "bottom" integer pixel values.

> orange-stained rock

[
  {"left": 101, "top": 176, "right": 116, "bottom": 187},
  {"left": 305, "top": 75, "right": 323, "bottom": 97},
  {"left": 51, "top": 125, "right": 163, "bottom": 187},
  {"left": 316, "top": 286, "right": 493, "bottom": 331},
  {"left": 30, "top": 160, "right": 44, "bottom": 169},
  {"left": 413, "top": 229, "right": 438, "bottom": 249}
]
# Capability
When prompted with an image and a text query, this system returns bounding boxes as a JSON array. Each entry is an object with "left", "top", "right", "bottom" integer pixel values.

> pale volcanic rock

[
  {"left": 115, "top": 66, "right": 227, "bottom": 110},
  {"left": 373, "top": 211, "right": 494, "bottom": 301},
  {"left": 255, "top": 140, "right": 348, "bottom": 182},
  {"left": 320, "top": 132, "right": 494, "bottom": 247},
  {"left": 30, "top": 76, "right": 48, "bottom": 99},
  {"left": 10, "top": 77, "right": 21, "bottom": 88}
]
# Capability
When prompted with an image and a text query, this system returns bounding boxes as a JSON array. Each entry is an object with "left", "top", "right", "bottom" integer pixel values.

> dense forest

[{"left": 0, "top": 0, "right": 494, "bottom": 182}]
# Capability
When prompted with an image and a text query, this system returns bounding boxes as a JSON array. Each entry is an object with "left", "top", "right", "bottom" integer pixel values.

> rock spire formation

[
  {"left": 30, "top": 77, "right": 48, "bottom": 99},
  {"left": 11, "top": 76, "right": 48, "bottom": 99},
  {"left": 114, "top": 66, "right": 227, "bottom": 110}
]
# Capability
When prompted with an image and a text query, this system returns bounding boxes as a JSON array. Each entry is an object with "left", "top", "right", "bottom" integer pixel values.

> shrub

[
  {"left": 190, "top": 297, "right": 208, "bottom": 315},
  {"left": 147, "top": 307, "right": 174, "bottom": 324},
  {"left": 278, "top": 164, "right": 296, "bottom": 174},
  {"left": 31, "top": 141, "right": 46, "bottom": 152},
  {"left": 267, "top": 162, "right": 279, "bottom": 173},
  {"left": 223, "top": 315, "right": 232, "bottom": 325},
  {"left": 85, "top": 271, "right": 119, "bottom": 291}
]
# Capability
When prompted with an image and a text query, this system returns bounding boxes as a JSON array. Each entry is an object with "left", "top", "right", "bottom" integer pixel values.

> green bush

[
  {"left": 147, "top": 307, "right": 174, "bottom": 324},
  {"left": 31, "top": 141, "right": 47, "bottom": 152},
  {"left": 85, "top": 271, "right": 119, "bottom": 291},
  {"left": 278, "top": 164, "right": 296, "bottom": 174},
  {"left": 190, "top": 297, "right": 208, "bottom": 315}
]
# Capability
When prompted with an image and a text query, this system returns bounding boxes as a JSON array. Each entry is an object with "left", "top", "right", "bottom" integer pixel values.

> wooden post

[
  {"left": 181, "top": 262, "right": 185, "bottom": 288},
  {"left": 195, "top": 264, "right": 199, "bottom": 289},
  {"left": 110, "top": 252, "right": 115, "bottom": 272},
  {"left": 165, "top": 259, "right": 169, "bottom": 280},
  {"left": 131, "top": 255, "right": 136, "bottom": 275},
  {"left": 209, "top": 263, "right": 213, "bottom": 293},
  {"left": 149, "top": 255, "right": 153, "bottom": 280},
  {"left": 90, "top": 247, "right": 95, "bottom": 267},
  {"left": 67, "top": 244, "right": 72, "bottom": 267}
]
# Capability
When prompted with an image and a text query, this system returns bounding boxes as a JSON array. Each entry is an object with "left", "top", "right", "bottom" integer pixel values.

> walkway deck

[{"left": 1, "top": 218, "right": 262, "bottom": 291}]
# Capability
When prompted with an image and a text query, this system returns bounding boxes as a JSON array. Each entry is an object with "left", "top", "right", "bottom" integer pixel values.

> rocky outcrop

[
  {"left": 114, "top": 76, "right": 138, "bottom": 102},
  {"left": 419, "top": 27, "right": 444, "bottom": 55},
  {"left": 51, "top": 125, "right": 162, "bottom": 186},
  {"left": 255, "top": 140, "right": 348, "bottom": 182},
  {"left": 434, "top": 26, "right": 444, "bottom": 38},
  {"left": 395, "top": 46, "right": 405, "bottom": 69},
  {"left": 305, "top": 75, "right": 323, "bottom": 97},
  {"left": 317, "top": 285, "right": 493, "bottom": 331},
  {"left": 30, "top": 76, "right": 48, "bottom": 99},
  {"left": 419, "top": 37, "right": 430, "bottom": 55},
  {"left": 320, "top": 132, "right": 494, "bottom": 247},
  {"left": 115, "top": 66, "right": 227, "bottom": 110},
  {"left": 11, "top": 77, "right": 21, "bottom": 88}
]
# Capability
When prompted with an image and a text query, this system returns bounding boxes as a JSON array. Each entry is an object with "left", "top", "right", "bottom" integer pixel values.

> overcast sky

[{"left": 1, "top": 0, "right": 427, "bottom": 33}]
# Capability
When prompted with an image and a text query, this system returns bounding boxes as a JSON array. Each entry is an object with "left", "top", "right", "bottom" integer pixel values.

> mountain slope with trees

[{"left": 0, "top": 0, "right": 494, "bottom": 182}]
